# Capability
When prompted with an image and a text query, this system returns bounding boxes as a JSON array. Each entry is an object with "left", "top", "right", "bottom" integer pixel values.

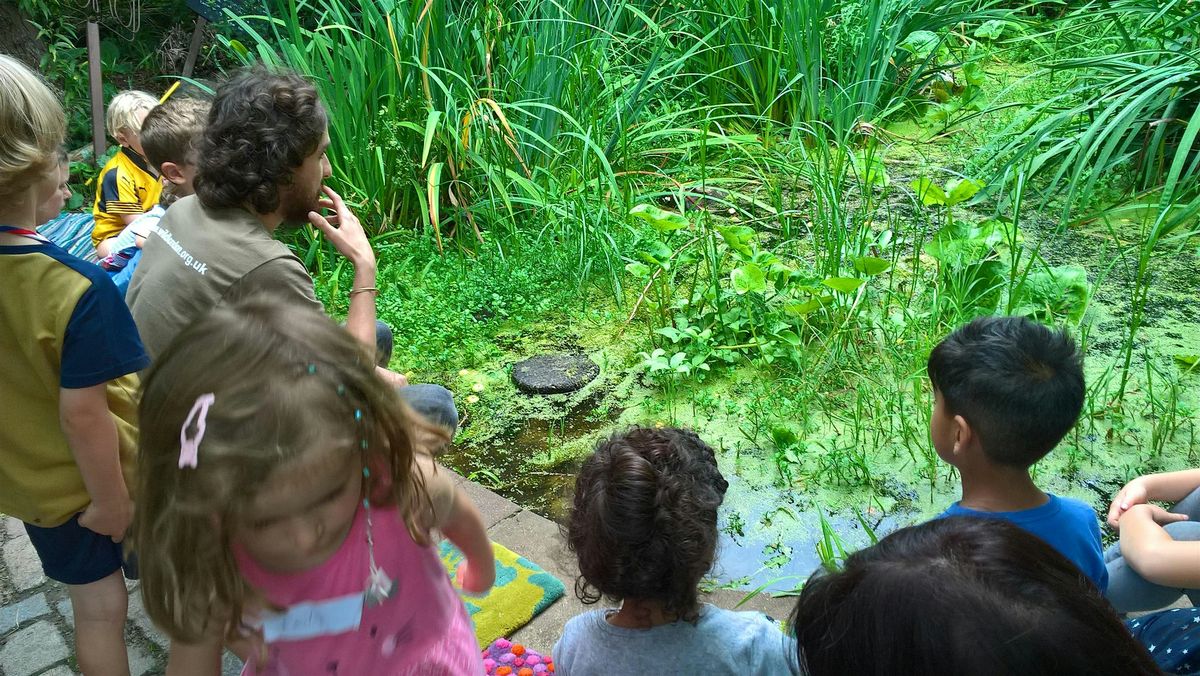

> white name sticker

[{"left": 260, "top": 592, "right": 365, "bottom": 642}]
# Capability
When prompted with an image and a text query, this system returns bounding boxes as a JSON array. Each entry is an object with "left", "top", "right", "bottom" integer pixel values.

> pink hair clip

[{"left": 179, "top": 393, "right": 216, "bottom": 469}]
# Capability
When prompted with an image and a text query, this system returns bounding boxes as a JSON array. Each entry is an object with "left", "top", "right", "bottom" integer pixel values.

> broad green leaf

[
  {"left": 1010, "top": 264, "right": 1090, "bottom": 323},
  {"left": 822, "top": 277, "right": 866, "bottom": 294},
  {"left": 852, "top": 256, "right": 891, "bottom": 276},
  {"left": 899, "top": 30, "right": 940, "bottom": 59},
  {"left": 911, "top": 177, "right": 947, "bottom": 206},
  {"left": 731, "top": 264, "right": 767, "bottom": 294},
  {"left": 924, "top": 219, "right": 1019, "bottom": 266},
  {"left": 716, "top": 224, "right": 756, "bottom": 256},
  {"left": 637, "top": 239, "right": 673, "bottom": 267},
  {"left": 974, "top": 19, "right": 1006, "bottom": 40},
  {"left": 1175, "top": 355, "right": 1199, "bottom": 368},
  {"left": 771, "top": 426, "right": 799, "bottom": 448},
  {"left": 962, "top": 62, "right": 986, "bottom": 87},
  {"left": 783, "top": 298, "right": 828, "bottom": 315},
  {"left": 945, "top": 178, "right": 985, "bottom": 206},
  {"left": 774, "top": 329, "right": 802, "bottom": 346},
  {"left": 630, "top": 204, "right": 690, "bottom": 232},
  {"left": 625, "top": 262, "right": 652, "bottom": 278}
]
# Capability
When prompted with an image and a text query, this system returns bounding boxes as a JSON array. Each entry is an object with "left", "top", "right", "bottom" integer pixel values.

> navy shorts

[{"left": 23, "top": 514, "right": 137, "bottom": 585}]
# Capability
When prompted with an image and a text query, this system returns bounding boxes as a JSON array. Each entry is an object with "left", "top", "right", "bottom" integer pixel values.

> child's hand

[
  {"left": 1107, "top": 478, "right": 1150, "bottom": 528},
  {"left": 1121, "top": 503, "right": 1189, "bottom": 529},
  {"left": 78, "top": 496, "right": 134, "bottom": 543},
  {"left": 456, "top": 560, "right": 495, "bottom": 596}
]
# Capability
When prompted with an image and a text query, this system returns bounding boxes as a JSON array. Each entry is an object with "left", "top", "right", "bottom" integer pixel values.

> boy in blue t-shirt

[{"left": 928, "top": 316, "right": 1108, "bottom": 590}]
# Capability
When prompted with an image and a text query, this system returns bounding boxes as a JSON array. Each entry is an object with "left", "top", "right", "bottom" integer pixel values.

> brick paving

[{"left": 0, "top": 515, "right": 242, "bottom": 676}]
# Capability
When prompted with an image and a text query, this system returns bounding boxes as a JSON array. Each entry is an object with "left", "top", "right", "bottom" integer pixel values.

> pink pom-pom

[
  {"left": 495, "top": 638, "right": 512, "bottom": 650},
  {"left": 533, "top": 665, "right": 548, "bottom": 673},
  {"left": 501, "top": 652, "right": 516, "bottom": 664},
  {"left": 526, "top": 655, "right": 541, "bottom": 666},
  {"left": 483, "top": 658, "right": 497, "bottom": 671},
  {"left": 515, "top": 658, "right": 525, "bottom": 667}
]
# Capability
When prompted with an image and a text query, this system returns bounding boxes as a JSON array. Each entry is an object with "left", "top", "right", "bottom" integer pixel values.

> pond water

[{"left": 439, "top": 202, "right": 1200, "bottom": 596}]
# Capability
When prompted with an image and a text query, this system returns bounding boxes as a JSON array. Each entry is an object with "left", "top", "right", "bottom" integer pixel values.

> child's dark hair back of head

[
  {"left": 927, "top": 315, "right": 1084, "bottom": 467},
  {"left": 141, "top": 97, "right": 211, "bottom": 170},
  {"left": 567, "top": 427, "right": 728, "bottom": 622},
  {"left": 790, "top": 517, "right": 1161, "bottom": 676}
]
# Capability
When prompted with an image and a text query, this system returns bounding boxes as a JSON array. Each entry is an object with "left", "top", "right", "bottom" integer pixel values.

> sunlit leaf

[
  {"left": 731, "top": 264, "right": 767, "bottom": 294},
  {"left": 945, "top": 178, "right": 984, "bottom": 206},
  {"left": 625, "top": 262, "right": 652, "bottom": 278},
  {"left": 631, "top": 204, "right": 690, "bottom": 232},
  {"left": 911, "top": 177, "right": 947, "bottom": 206},
  {"left": 822, "top": 277, "right": 866, "bottom": 294},
  {"left": 717, "top": 224, "right": 756, "bottom": 256},
  {"left": 852, "top": 256, "right": 891, "bottom": 276},
  {"left": 783, "top": 298, "right": 828, "bottom": 315}
]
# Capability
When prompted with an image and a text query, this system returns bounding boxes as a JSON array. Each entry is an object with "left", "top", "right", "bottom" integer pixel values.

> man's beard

[{"left": 277, "top": 180, "right": 323, "bottom": 229}]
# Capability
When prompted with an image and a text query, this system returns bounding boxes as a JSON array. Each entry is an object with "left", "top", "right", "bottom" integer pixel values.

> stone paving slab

[
  {"left": 451, "top": 470, "right": 522, "bottom": 529},
  {"left": 0, "top": 619, "right": 69, "bottom": 676}
]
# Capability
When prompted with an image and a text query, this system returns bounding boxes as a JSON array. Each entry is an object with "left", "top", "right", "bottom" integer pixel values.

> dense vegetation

[{"left": 29, "top": 0, "right": 1199, "bottom": 587}]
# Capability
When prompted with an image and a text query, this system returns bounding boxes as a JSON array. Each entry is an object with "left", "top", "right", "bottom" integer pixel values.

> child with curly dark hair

[{"left": 553, "top": 427, "right": 800, "bottom": 675}]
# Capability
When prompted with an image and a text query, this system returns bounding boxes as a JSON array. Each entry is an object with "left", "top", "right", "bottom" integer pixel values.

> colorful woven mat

[{"left": 439, "top": 540, "right": 565, "bottom": 649}]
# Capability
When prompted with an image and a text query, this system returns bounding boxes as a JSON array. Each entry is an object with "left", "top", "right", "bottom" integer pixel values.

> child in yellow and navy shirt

[
  {"left": 1, "top": 54, "right": 147, "bottom": 675},
  {"left": 91, "top": 90, "right": 161, "bottom": 258}
]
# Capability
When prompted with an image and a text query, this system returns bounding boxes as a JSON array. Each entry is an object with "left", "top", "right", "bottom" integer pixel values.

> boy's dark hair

[
  {"left": 927, "top": 316, "right": 1084, "bottom": 467},
  {"left": 567, "top": 427, "right": 728, "bottom": 622},
  {"left": 193, "top": 67, "right": 326, "bottom": 214},
  {"left": 141, "top": 97, "right": 211, "bottom": 171},
  {"left": 790, "top": 517, "right": 1161, "bottom": 676}
]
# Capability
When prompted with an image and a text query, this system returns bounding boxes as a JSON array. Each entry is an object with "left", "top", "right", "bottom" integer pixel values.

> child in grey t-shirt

[{"left": 552, "top": 427, "right": 801, "bottom": 675}]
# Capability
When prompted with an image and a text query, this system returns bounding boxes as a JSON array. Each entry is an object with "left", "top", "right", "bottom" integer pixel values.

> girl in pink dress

[{"left": 132, "top": 300, "right": 493, "bottom": 675}]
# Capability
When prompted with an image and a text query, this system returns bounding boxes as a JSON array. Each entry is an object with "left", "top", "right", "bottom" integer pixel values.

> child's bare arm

[
  {"left": 166, "top": 639, "right": 224, "bottom": 676},
  {"left": 1118, "top": 503, "right": 1200, "bottom": 588},
  {"left": 442, "top": 486, "right": 495, "bottom": 594},
  {"left": 1107, "top": 469, "right": 1200, "bottom": 527},
  {"left": 414, "top": 456, "right": 495, "bottom": 594},
  {"left": 119, "top": 212, "right": 142, "bottom": 226},
  {"left": 59, "top": 384, "right": 132, "bottom": 541}
]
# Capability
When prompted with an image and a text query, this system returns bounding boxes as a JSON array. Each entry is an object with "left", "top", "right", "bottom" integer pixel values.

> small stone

[
  {"left": 0, "top": 593, "right": 49, "bottom": 634},
  {"left": 511, "top": 354, "right": 599, "bottom": 394},
  {"left": 2, "top": 535, "right": 47, "bottom": 591},
  {"left": 56, "top": 598, "right": 73, "bottom": 628},
  {"left": 0, "top": 620, "right": 68, "bottom": 676},
  {"left": 2, "top": 516, "right": 25, "bottom": 540}
]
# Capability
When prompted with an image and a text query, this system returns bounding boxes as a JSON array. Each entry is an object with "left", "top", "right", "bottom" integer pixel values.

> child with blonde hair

[
  {"left": 92, "top": 89, "right": 161, "bottom": 257},
  {"left": 0, "top": 54, "right": 147, "bottom": 675},
  {"left": 133, "top": 299, "right": 493, "bottom": 675},
  {"left": 101, "top": 96, "right": 211, "bottom": 295}
]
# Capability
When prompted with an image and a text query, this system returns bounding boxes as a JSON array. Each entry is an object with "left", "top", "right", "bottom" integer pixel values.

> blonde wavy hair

[
  {"left": 133, "top": 299, "right": 446, "bottom": 643},
  {"left": 106, "top": 90, "right": 156, "bottom": 141},
  {"left": 0, "top": 55, "right": 65, "bottom": 200}
]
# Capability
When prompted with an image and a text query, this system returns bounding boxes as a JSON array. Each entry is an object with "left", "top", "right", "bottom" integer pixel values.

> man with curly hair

[{"left": 127, "top": 67, "right": 457, "bottom": 431}]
